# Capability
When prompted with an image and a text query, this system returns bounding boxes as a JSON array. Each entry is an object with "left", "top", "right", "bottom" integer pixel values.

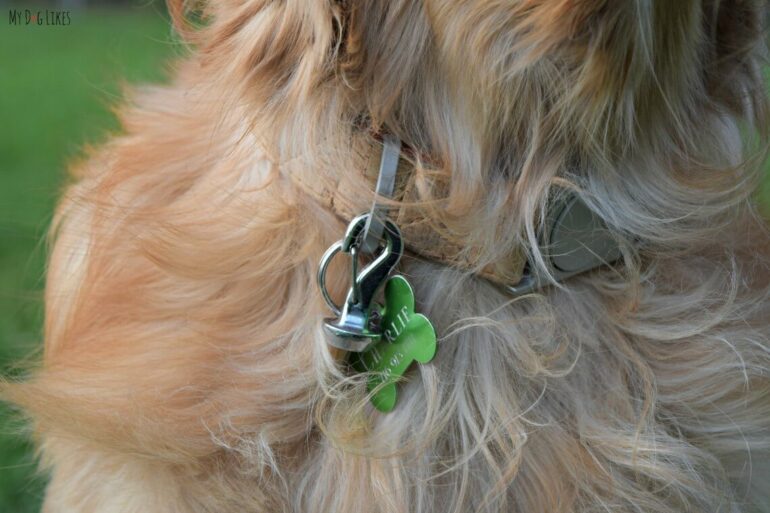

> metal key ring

[
  {"left": 317, "top": 240, "right": 344, "bottom": 317},
  {"left": 316, "top": 214, "right": 371, "bottom": 317}
]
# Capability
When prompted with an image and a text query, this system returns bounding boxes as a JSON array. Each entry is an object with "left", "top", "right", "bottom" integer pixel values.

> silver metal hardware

[
  {"left": 506, "top": 192, "right": 622, "bottom": 296},
  {"left": 317, "top": 214, "right": 404, "bottom": 352},
  {"left": 361, "top": 135, "right": 402, "bottom": 254}
]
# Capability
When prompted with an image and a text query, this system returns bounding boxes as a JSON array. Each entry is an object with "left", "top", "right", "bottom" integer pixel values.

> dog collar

[
  {"left": 288, "top": 135, "right": 622, "bottom": 294},
  {"left": 286, "top": 135, "right": 529, "bottom": 287}
]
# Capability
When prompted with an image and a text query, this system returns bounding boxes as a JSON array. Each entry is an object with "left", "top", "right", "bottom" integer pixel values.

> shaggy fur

[{"left": 4, "top": 0, "right": 770, "bottom": 512}]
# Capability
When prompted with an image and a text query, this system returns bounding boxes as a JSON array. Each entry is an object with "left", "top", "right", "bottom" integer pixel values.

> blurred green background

[
  {"left": 1, "top": 3, "right": 769, "bottom": 513},
  {"left": 1, "top": 2, "right": 177, "bottom": 511}
]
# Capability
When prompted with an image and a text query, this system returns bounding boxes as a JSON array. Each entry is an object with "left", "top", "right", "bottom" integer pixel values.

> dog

[{"left": 5, "top": 1, "right": 770, "bottom": 511}]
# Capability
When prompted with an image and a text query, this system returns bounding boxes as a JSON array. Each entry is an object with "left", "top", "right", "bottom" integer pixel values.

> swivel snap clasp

[{"left": 317, "top": 214, "right": 403, "bottom": 352}]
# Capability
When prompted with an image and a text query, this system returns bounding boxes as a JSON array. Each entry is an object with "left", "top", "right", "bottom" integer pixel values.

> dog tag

[{"left": 351, "top": 275, "right": 437, "bottom": 412}]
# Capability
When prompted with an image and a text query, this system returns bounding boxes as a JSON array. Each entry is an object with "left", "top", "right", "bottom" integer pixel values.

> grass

[{"left": 0, "top": 5, "right": 176, "bottom": 512}]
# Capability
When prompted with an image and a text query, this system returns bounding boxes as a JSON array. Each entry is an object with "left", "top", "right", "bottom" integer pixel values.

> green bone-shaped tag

[{"left": 351, "top": 275, "right": 437, "bottom": 412}]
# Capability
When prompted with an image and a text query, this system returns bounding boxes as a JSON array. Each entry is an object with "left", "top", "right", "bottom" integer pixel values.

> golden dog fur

[{"left": 5, "top": 0, "right": 770, "bottom": 511}]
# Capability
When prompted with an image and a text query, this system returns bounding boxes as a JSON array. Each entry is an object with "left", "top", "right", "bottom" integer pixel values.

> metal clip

[{"left": 317, "top": 214, "right": 403, "bottom": 352}]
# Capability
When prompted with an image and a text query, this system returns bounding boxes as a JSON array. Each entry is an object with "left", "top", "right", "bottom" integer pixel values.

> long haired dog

[{"left": 5, "top": 1, "right": 770, "bottom": 512}]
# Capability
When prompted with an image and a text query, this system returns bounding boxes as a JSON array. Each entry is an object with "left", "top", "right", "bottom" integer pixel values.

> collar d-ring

[{"left": 360, "top": 134, "right": 402, "bottom": 254}]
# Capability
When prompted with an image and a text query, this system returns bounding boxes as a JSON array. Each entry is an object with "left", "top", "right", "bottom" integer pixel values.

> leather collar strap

[{"left": 286, "top": 136, "right": 527, "bottom": 287}]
